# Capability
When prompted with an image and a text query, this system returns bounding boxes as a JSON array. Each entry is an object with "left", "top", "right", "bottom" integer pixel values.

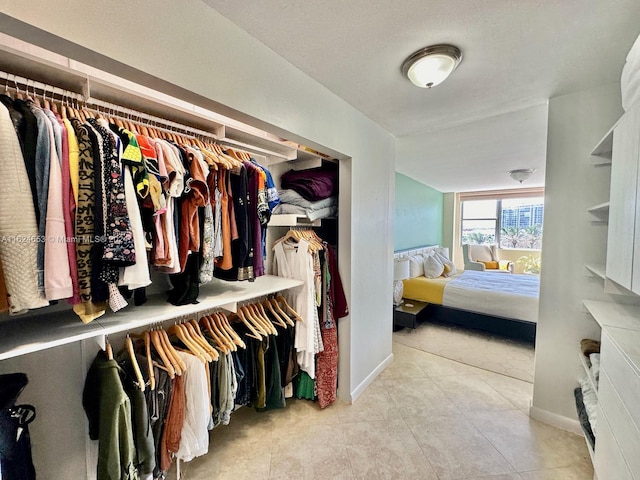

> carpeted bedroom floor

[{"left": 393, "top": 321, "right": 535, "bottom": 382}]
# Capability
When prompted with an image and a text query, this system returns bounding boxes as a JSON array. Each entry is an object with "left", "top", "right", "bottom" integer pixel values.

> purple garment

[
  {"left": 280, "top": 167, "right": 337, "bottom": 201},
  {"left": 244, "top": 161, "right": 264, "bottom": 277}
]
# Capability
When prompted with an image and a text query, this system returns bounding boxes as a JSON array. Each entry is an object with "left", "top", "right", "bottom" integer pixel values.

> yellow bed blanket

[{"left": 402, "top": 275, "right": 455, "bottom": 304}]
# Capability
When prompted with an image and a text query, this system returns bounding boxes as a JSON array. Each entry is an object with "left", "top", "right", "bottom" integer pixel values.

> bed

[{"left": 395, "top": 246, "right": 539, "bottom": 342}]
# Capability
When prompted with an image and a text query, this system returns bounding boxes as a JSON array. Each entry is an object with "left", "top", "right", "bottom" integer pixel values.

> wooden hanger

[
  {"left": 277, "top": 294, "right": 304, "bottom": 322},
  {"left": 207, "top": 315, "right": 235, "bottom": 352},
  {"left": 158, "top": 327, "right": 186, "bottom": 374},
  {"left": 104, "top": 337, "right": 113, "bottom": 360},
  {"left": 234, "top": 308, "right": 263, "bottom": 340},
  {"left": 269, "top": 297, "right": 294, "bottom": 326},
  {"left": 215, "top": 312, "right": 246, "bottom": 349},
  {"left": 241, "top": 305, "right": 270, "bottom": 337},
  {"left": 199, "top": 315, "right": 225, "bottom": 353},
  {"left": 143, "top": 331, "right": 156, "bottom": 390},
  {"left": 261, "top": 300, "right": 287, "bottom": 328},
  {"left": 167, "top": 324, "right": 207, "bottom": 363},
  {"left": 149, "top": 329, "right": 175, "bottom": 379},
  {"left": 252, "top": 303, "right": 278, "bottom": 335},
  {"left": 125, "top": 334, "right": 145, "bottom": 392},
  {"left": 186, "top": 319, "right": 220, "bottom": 360}
]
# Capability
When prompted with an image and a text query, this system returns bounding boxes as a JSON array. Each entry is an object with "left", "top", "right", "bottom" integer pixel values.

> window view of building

[{"left": 461, "top": 196, "right": 544, "bottom": 250}]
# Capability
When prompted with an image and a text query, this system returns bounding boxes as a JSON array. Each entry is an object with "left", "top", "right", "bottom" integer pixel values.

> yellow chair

[{"left": 462, "top": 244, "right": 513, "bottom": 273}]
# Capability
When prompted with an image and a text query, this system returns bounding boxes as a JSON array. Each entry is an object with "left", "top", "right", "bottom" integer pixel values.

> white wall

[
  {"left": 0, "top": 2, "right": 395, "bottom": 478},
  {"left": 532, "top": 82, "right": 623, "bottom": 426}
]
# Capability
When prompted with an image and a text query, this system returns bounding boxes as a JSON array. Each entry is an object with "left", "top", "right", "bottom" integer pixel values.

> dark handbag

[{"left": 0, "top": 373, "right": 36, "bottom": 480}]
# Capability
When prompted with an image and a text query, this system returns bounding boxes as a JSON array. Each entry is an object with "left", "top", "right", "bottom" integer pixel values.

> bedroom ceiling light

[
  {"left": 401, "top": 44, "right": 463, "bottom": 88},
  {"left": 508, "top": 169, "right": 537, "bottom": 183}
]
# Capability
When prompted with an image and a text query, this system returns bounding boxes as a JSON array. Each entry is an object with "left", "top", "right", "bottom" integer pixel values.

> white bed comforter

[{"left": 442, "top": 270, "right": 540, "bottom": 323}]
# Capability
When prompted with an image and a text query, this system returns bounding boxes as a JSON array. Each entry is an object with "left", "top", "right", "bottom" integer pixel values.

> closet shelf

[
  {"left": 269, "top": 214, "right": 322, "bottom": 227},
  {"left": 583, "top": 299, "right": 640, "bottom": 330},
  {"left": 0, "top": 33, "right": 331, "bottom": 167},
  {"left": 585, "top": 264, "right": 606, "bottom": 280},
  {"left": 590, "top": 123, "right": 616, "bottom": 160},
  {"left": 587, "top": 202, "right": 610, "bottom": 217},
  {"left": 0, "top": 275, "right": 302, "bottom": 361}
]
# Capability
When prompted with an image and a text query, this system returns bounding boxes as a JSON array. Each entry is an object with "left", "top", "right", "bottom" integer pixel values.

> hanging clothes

[
  {"left": 315, "top": 243, "right": 348, "bottom": 408},
  {"left": 0, "top": 103, "right": 47, "bottom": 314},
  {"left": 273, "top": 238, "right": 323, "bottom": 378},
  {"left": 175, "top": 351, "right": 209, "bottom": 462},
  {"left": 82, "top": 351, "right": 139, "bottom": 480}
]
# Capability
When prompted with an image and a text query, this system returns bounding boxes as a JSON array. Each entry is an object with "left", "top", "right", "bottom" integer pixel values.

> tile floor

[
  {"left": 176, "top": 342, "right": 593, "bottom": 480},
  {"left": 393, "top": 322, "right": 535, "bottom": 382}
]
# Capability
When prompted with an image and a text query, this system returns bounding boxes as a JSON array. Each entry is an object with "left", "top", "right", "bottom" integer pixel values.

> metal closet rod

[{"left": 0, "top": 69, "right": 222, "bottom": 143}]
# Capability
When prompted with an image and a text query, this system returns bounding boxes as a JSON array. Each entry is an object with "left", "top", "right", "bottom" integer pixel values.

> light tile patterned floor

[
  {"left": 393, "top": 322, "right": 535, "bottom": 382},
  {"left": 176, "top": 342, "right": 592, "bottom": 480}
]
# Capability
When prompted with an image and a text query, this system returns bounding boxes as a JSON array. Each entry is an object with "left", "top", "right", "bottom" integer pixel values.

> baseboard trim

[
  {"left": 529, "top": 405, "right": 582, "bottom": 435},
  {"left": 350, "top": 353, "right": 394, "bottom": 403}
]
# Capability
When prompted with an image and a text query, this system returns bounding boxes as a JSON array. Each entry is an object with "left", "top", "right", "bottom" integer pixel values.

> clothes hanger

[
  {"left": 177, "top": 321, "right": 212, "bottom": 362},
  {"left": 143, "top": 331, "right": 156, "bottom": 390},
  {"left": 125, "top": 334, "right": 145, "bottom": 392},
  {"left": 149, "top": 329, "right": 176, "bottom": 379},
  {"left": 167, "top": 323, "right": 207, "bottom": 363},
  {"left": 241, "top": 305, "right": 270, "bottom": 337},
  {"left": 261, "top": 300, "right": 287, "bottom": 328},
  {"left": 131, "top": 331, "right": 156, "bottom": 390},
  {"left": 270, "top": 297, "right": 294, "bottom": 326},
  {"left": 276, "top": 294, "right": 304, "bottom": 322},
  {"left": 206, "top": 314, "right": 235, "bottom": 351},
  {"left": 186, "top": 319, "right": 220, "bottom": 360},
  {"left": 233, "top": 308, "right": 263, "bottom": 340},
  {"left": 251, "top": 303, "right": 278, "bottom": 335},
  {"left": 104, "top": 336, "right": 113, "bottom": 360},
  {"left": 199, "top": 315, "right": 226, "bottom": 353},
  {"left": 156, "top": 326, "right": 184, "bottom": 375},
  {"left": 215, "top": 312, "right": 246, "bottom": 349}
]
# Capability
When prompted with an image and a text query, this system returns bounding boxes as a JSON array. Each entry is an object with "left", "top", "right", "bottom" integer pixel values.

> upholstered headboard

[{"left": 393, "top": 245, "right": 443, "bottom": 260}]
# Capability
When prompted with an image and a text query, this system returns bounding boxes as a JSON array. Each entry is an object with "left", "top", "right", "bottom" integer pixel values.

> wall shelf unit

[
  {"left": 0, "top": 274, "right": 302, "bottom": 362},
  {"left": 590, "top": 123, "right": 615, "bottom": 162},
  {"left": 585, "top": 264, "right": 606, "bottom": 280},
  {"left": 587, "top": 201, "right": 610, "bottom": 220},
  {"left": 583, "top": 299, "right": 640, "bottom": 330}
]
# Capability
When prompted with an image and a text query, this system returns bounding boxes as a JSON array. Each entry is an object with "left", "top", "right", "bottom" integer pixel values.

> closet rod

[
  {"left": 0, "top": 69, "right": 225, "bottom": 143},
  {"left": 0, "top": 68, "right": 293, "bottom": 163}
]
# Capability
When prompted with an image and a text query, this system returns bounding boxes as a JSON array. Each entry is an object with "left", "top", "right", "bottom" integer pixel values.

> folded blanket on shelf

[
  {"left": 589, "top": 353, "right": 600, "bottom": 385},
  {"left": 574, "top": 387, "right": 596, "bottom": 451},
  {"left": 281, "top": 167, "right": 337, "bottom": 201},
  {"left": 580, "top": 338, "right": 600, "bottom": 357},
  {"left": 579, "top": 376, "right": 598, "bottom": 436}
]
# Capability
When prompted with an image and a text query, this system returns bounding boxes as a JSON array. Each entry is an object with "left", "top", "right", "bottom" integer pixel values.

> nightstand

[{"left": 393, "top": 300, "right": 430, "bottom": 329}]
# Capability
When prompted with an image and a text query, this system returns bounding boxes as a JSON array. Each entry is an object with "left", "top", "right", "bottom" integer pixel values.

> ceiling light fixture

[
  {"left": 508, "top": 169, "right": 537, "bottom": 183},
  {"left": 401, "top": 44, "right": 463, "bottom": 88}
]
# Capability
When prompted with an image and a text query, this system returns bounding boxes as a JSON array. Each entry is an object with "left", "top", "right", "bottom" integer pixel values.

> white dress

[
  {"left": 273, "top": 239, "right": 323, "bottom": 378},
  {"left": 175, "top": 351, "right": 210, "bottom": 462}
]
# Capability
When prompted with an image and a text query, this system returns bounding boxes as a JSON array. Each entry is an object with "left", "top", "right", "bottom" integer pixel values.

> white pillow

[
  {"left": 408, "top": 254, "right": 424, "bottom": 278},
  {"left": 434, "top": 251, "right": 456, "bottom": 277},
  {"left": 433, "top": 247, "right": 450, "bottom": 260},
  {"left": 423, "top": 254, "right": 444, "bottom": 278}
]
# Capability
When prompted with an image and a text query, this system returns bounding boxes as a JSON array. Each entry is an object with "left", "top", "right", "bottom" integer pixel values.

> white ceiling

[{"left": 203, "top": 0, "right": 640, "bottom": 192}]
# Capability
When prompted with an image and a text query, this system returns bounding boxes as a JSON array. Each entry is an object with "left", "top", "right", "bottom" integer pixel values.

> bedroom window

[
  {"left": 461, "top": 192, "right": 544, "bottom": 250},
  {"left": 461, "top": 199, "right": 498, "bottom": 245}
]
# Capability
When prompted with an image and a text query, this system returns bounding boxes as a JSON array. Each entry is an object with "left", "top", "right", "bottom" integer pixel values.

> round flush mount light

[
  {"left": 508, "top": 169, "right": 537, "bottom": 183},
  {"left": 401, "top": 44, "right": 463, "bottom": 88}
]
